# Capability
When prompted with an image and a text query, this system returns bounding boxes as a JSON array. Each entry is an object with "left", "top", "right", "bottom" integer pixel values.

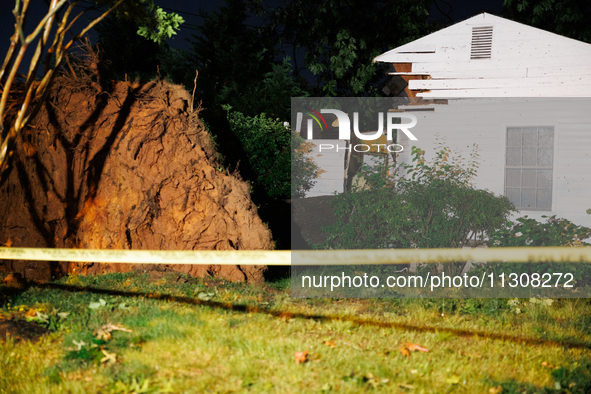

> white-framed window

[{"left": 505, "top": 126, "right": 554, "bottom": 211}]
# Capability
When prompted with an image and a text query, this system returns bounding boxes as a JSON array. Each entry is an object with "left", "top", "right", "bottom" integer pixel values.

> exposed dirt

[
  {"left": 0, "top": 318, "right": 49, "bottom": 343},
  {"left": 0, "top": 71, "right": 272, "bottom": 283}
]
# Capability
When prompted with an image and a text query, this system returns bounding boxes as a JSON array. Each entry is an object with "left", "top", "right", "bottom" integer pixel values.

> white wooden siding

[
  {"left": 396, "top": 99, "right": 591, "bottom": 228},
  {"left": 304, "top": 140, "right": 347, "bottom": 197},
  {"left": 375, "top": 13, "right": 591, "bottom": 97}
]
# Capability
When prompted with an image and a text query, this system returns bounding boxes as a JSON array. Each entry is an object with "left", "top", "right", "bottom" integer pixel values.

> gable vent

[{"left": 470, "top": 26, "right": 493, "bottom": 59}]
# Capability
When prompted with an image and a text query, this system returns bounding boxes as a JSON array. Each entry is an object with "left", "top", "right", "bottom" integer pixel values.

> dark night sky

[
  {"left": 0, "top": 0, "right": 223, "bottom": 72},
  {"left": 0, "top": 0, "right": 504, "bottom": 76}
]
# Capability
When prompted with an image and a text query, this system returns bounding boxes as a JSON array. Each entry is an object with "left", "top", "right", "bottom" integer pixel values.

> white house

[{"left": 373, "top": 13, "right": 591, "bottom": 229}]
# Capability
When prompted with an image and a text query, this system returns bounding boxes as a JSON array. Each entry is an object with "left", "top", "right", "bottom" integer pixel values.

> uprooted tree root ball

[{"left": 0, "top": 71, "right": 273, "bottom": 284}]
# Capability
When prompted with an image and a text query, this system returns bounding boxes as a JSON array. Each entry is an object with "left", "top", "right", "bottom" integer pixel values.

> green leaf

[
  {"left": 197, "top": 292, "right": 212, "bottom": 301},
  {"left": 445, "top": 375, "right": 460, "bottom": 384},
  {"left": 89, "top": 298, "right": 107, "bottom": 309}
]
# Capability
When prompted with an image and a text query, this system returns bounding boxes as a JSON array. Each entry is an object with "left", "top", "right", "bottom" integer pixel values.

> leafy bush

[
  {"left": 474, "top": 215, "right": 591, "bottom": 284},
  {"left": 400, "top": 180, "right": 514, "bottom": 250},
  {"left": 291, "top": 133, "right": 322, "bottom": 199},
  {"left": 316, "top": 186, "right": 410, "bottom": 249},
  {"left": 224, "top": 107, "right": 291, "bottom": 199},
  {"left": 316, "top": 142, "right": 516, "bottom": 277},
  {"left": 224, "top": 107, "right": 321, "bottom": 200},
  {"left": 490, "top": 215, "right": 591, "bottom": 247},
  {"left": 398, "top": 145, "right": 514, "bottom": 252},
  {"left": 219, "top": 56, "right": 319, "bottom": 200}
]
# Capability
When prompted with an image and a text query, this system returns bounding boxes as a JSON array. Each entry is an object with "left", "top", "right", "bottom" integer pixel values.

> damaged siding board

[
  {"left": 392, "top": 63, "right": 431, "bottom": 97},
  {"left": 411, "top": 57, "right": 591, "bottom": 73},
  {"left": 376, "top": 13, "right": 591, "bottom": 97},
  {"left": 396, "top": 44, "right": 436, "bottom": 53},
  {"left": 384, "top": 51, "right": 467, "bottom": 63},
  {"left": 407, "top": 68, "right": 528, "bottom": 79},
  {"left": 409, "top": 75, "right": 591, "bottom": 90},
  {"left": 416, "top": 85, "right": 591, "bottom": 98}
]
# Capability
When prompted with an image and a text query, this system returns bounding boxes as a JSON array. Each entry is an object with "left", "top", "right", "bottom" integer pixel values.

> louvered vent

[{"left": 471, "top": 26, "right": 493, "bottom": 59}]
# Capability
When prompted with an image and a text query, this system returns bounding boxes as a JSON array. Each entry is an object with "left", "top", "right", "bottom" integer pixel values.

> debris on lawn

[
  {"left": 530, "top": 298, "right": 554, "bottom": 307},
  {"left": 406, "top": 342, "right": 429, "bottom": 353},
  {"left": 400, "top": 342, "right": 429, "bottom": 358},
  {"left": 73, "top": 340, "right": 87, "bottom": 351},
  {"left": 88, "top": 299, "right": 108, "bottom": 310},
  {"left": 400, "top": 345, "right": 411, "bottom": 358},
  {"left": 94, "top": 323, "right": 133, "bottom": 341},
  {"left": 324, "top": 340, "right": 336, "bottom": 348},
  {"left": 100, "top": 348, "right": 117, "bottom": 364},
  {"left": 294, "top": 350, "right": 309, "bottom": 364}
]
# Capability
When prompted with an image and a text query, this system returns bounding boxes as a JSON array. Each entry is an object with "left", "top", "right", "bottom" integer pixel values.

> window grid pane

[{"left": 505, "top": 127, "right": 553, "bottom": 211}]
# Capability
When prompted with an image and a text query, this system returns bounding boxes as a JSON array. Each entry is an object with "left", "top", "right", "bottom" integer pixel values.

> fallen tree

[{"left": 0, "top": 61, "right": 273, "bottom": 283}]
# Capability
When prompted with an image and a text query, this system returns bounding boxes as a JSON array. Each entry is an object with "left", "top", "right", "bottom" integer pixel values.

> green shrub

[
  {"left": 224, "top": 106, "right": 321, "bottom": 200},
  {"left": 399, "top": 179, "right": 514, "bottom": 249},
  {"left": 396, "top": 145, "right": 514, "bottom": 252},
  {"left": 475, "top": 215, "right": 591, "bottom": 284},
  {"left": 291, "top": 132, "right": 322, "bottom": 199},
  {"left": 490, "top": 215, "right": 591, "bottom": 247},
  {"left": 316, "top": 186, "right": 410, "bottom": 250},
  {"left": 224, "top": 107, "right": 290, "bottom": 199},
  {"left": 317, "top": 141, "right": 515, "bottom": 276}
]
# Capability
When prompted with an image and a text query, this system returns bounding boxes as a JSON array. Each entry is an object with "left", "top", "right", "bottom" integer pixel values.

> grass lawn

[{"left": 1, "top": 272, "right": 590, "bottom": 393}]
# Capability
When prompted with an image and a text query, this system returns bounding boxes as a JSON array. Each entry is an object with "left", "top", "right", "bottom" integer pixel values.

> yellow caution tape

[
  {"left": 0, "top": 248, "right": 290, "bottom": 265},
  {"left": 0, "top": 247, "right": 590, "bottom": 265}
]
